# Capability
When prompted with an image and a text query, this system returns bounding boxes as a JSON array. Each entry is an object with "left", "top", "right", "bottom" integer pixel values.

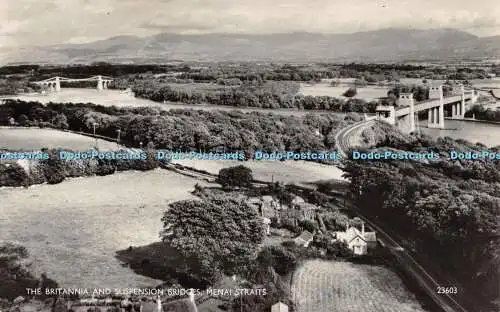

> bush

[
  {"left": 217, "top": 165, "right": 253, "bottom": 189},
  {"left": 298, "top": 219, "right": 317, "bottom": 233},
  {"left": 0, "top": 163, "right": 29, "bottom": 187},
  {"left": 279, "top": 218, "right": 300, "bottom": 235},
  {"left": 343, "top": 87, "right": 357, "bottom": 97}
]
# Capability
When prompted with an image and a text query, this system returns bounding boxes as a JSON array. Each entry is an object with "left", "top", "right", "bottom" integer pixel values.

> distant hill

[{"left": 2, "top": 28, "right": 499, "bottom": 64}]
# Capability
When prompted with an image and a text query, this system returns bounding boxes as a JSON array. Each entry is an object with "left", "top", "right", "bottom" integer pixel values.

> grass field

[
  {"left": 172, "top": 159, "right": 347, "bottom": 183},
  {"left": 0, "top": 127, "right": 118, "bottom": 151},
  {"left": 0, "top": 169, "right": 211, "bottom": 289},
  {"left": 291, "top": 260, "right": 426, "bottom": 312},
  {"left": 299, "top": 83, "right": 389, "bottom": 101}
]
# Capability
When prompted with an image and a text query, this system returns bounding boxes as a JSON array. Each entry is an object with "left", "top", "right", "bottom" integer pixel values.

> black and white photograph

[{"left": 0, "top": 1, "right": 499, "bottom": 312}]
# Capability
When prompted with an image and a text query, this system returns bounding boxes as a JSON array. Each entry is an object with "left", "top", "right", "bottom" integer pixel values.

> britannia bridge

[
  {"left": 33, "top": 75, "right": 114, "bottom": 92},
  {"left": 376, "top": 84, "right": 478, "bottom": 133}
]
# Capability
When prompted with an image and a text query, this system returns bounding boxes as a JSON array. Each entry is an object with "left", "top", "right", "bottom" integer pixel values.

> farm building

[
  {"left": 335, "top": 222, "right": 376, "bottom": 255},
  {"left": 294, "top": 230, "right": 314, "bottom": 247},
  {"left": 271, "top": 302, "right": 289, "bottom": 312}
]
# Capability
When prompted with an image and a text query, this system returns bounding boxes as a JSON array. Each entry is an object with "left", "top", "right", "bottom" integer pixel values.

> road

[{"left": 335, "top": 117, "right": 376, "bottom": 159}]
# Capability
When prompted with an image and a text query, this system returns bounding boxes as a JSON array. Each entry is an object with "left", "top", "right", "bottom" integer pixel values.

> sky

[{"left": 1, "top": 0, "right": 500, "bottom": 48}]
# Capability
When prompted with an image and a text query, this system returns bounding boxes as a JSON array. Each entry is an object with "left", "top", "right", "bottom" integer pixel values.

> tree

[
  {"left": 18, "top": 114, "right": 29, "bottom": 126},
  {"left": 343, "top": 87, "right": 357, "bottom": 98},
  {"left": 52, "top": 113, "right": 69, "bottom": 129},
  {"left": 217, "top": 165, "right": 253, "bottom": 189},
  {"left": 161, "top": 196, "right": 265, "bottom": 280}
]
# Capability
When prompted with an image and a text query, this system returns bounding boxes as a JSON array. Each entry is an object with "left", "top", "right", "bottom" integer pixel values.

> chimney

[{"left": 361, "top": 222, "right": 365, "bottom": 235}]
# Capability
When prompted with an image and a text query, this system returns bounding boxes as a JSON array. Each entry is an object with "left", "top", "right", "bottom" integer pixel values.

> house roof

[
  {"left": 262, "top": 195, "right": 274, "bottom": 202},
  {"left": 272, "top": 302, "right": 288, "bottom": 308},
  {"left": 291, "top": 196, "right": 305, "bottom": 205},
  {"left": 296, "top": 202, "right": 318, "bottom": 210},
  {"left": 364, "top": 232, "right": 377, "bottom": 242},
  {"left": 271, "top": 302, "right": 289, "bottom": 311},
  {"left": 337, "top": 227, "right": 376, "bottom": 244},
  {"left": 295, "top": 230, "right": 314, "bottom": 242},
  {"left": 141, "top": 302, "right": 161, "bottom": 312},
  {"left": 247, "top": 197, "right": 261, "bottom": 204},
  {"left": 348, "top": 234, "right": 367, "bottom": 244}
]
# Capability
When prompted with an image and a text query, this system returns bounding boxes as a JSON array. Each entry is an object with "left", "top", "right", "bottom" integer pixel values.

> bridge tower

[
  {"left": 398, "top": 93, "right": 415, "bottom": 133},
  {"left": 55, "top": 76, "right": 61, "bottom": 92},
  {"left": 97, "top": 75, "right": 103, "bottom": 91},
  {"left": 451, "top": 84, "right": 465, "bottom": 119},
  {"left": 375, "top": 105, "right": 396, "bottom": 125},
  {"left": 428, "top": 85, "right": 444, "bottom": 129}
]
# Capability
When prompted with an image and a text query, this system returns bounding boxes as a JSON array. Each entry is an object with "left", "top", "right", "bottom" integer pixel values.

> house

[
  {"left": 335, "top": 221, "right": 376, "bottom": 255},
  {"left": 291, "top": 196, "right": 305, "bottom": 206},
  {"left": 271, "top": 302, "right": 289, "bottom": 312},
  {"left": 294, "top": 230, "right": 314, "bottom": 247}
]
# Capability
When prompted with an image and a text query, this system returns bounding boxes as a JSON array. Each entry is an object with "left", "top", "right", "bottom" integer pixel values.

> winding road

[{"left": 335, "top": 117, "right": 376, "bottom": 159}]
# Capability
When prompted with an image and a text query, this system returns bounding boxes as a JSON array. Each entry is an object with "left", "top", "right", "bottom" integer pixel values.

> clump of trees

[
  {"left": 387, "top": 85, "right": 430, "bottom": 103},
  {"left": 0, "top": 147, "right": 163, "bottom": 187},
  {"left": 0, "top": 243, "right": 59, "bottom": 301},
  {"left": 217, "top": 165, "right": 253, "bottom": 189},
  {"left": 161, "top": 195, "right": 265, "bottom": 286},
  {"left": 467, "top": 104, "right": 500, "bottom": 122},
  {"left": 0, "top": 100, "right": 354, "bottom": 156}
]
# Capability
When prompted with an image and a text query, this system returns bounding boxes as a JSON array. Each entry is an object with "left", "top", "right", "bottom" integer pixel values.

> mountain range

[{"left": 2, "top": 28, "right": 499, "bottom": 64}]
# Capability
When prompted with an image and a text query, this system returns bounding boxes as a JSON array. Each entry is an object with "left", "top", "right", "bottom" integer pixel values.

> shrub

[
  {"left": 217, "top": 165, "right": 253, "bottom": 189},
  {"left": 0, "top": 163, "right": 29, "bottom": 187},
  {"left": 343, "top": 87, "right": 357, "bottom": 98}
]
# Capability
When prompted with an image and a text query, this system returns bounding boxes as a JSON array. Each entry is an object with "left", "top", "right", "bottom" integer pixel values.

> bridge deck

[
  {"left": 34, "top": 76, "right": 113, "bottom": 83},
  {"left": 395, "top": 94, "right": 472, "bottom": 117}
]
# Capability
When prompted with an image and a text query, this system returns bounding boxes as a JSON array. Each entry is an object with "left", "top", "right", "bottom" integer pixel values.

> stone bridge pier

[
  {"left": 450, "top": 84, "right": 465, "bottom": 119},
  {"left": 428, "top": 85, "right": 444, "bottom": 128},
  {"left": 96, "top": 76, "right": 111, "bottom": 91}
]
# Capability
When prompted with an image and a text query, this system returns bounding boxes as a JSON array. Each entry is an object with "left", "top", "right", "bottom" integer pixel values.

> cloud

[{"left": 1, "top": 0, "right": 500, "bottom": 48}]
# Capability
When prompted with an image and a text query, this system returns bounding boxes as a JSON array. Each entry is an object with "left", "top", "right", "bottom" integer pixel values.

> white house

[
  {"left": 335, "top": 221, "right": 376, "bottom": 255},
  {"left": 271, "top": 302, "right": 289, "bottom": 312},
  {"left": 291, "top": 196, "right": 305, "bottom": 206}
]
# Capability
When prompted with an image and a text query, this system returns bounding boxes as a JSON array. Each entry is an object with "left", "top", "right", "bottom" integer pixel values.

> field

[
  {"left": 0, "top": 127, "right": 118, "bottom": 151},
  {"left": 0, "top": 169, "right": 211, "bottom": 289},
  {"left": 291, "top": 260, "right": 426, "bottom": 312},
  {"left": 172, "top": 159, "right": 347, "bottom": 183},
  {"left": 299, "top": 83, "right": 389, "bottom": 101}
]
